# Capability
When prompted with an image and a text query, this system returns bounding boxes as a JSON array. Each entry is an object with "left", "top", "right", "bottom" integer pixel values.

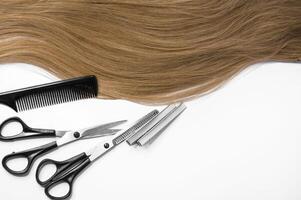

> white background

[{"left": 0, "top": 62, "right": 300, "bottom": 200}]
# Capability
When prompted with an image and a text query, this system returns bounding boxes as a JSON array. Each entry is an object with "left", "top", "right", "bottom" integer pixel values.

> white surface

[{"left": 0, "top": 62, "right": 300, "bottom": 200}]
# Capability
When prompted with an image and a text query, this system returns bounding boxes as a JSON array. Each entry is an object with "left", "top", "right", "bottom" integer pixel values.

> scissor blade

[
  {"left": 81, "top": 129, "right": 121, "bottom": 139},
  {"left": 81, "top": 120, "right": 127, "bottom": 138}
]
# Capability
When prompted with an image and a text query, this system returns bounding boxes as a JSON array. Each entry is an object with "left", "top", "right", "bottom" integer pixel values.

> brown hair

[{"left": 0, "top": 0, "right": 301, "bottom": 103}]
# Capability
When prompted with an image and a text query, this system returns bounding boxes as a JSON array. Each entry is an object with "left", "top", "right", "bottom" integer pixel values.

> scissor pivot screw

[
  {"left": 104, "top": 143, "right": 110, "bottom": 149},
  {"left": 73, "top": 132, "right": 80, "bottom": 138}
]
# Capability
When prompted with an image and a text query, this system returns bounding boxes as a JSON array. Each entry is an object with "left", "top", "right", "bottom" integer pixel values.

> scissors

[
  {"left": 0, "top": 117, "right": 123, "bottom": 141},
  {"left": 35, "top": 110, "right": 158, "bottom": 200},
  {"left": 1, "top": 116, "right": 127, "bottom": 176}
]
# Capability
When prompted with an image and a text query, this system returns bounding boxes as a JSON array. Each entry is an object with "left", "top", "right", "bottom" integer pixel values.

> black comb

[{"left": 0, "top": 75, "right": 98, "bottom": 112}]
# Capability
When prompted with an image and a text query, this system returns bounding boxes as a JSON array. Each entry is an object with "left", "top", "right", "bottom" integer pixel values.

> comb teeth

[
  {"left": 15, "top": 86, "right": 95, "bottom": 112},
  {"left": 0, "top": 76, "right": 98, "bottom": 112},
  {"left": 113, "top": 110, "right": 159, "bottom": 145}
]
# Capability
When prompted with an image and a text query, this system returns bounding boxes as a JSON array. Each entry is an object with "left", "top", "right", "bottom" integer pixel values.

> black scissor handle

[
  {"left": 2, "top": 141, "right": 58, "bottom": 176},
  {"left": 36, "top": 153, "right": 91, "bottom": 200},
  {"left": 36, "top": 153, "right": 88, "bottom": 186},
  {"left": 0, "top": 117, "right": 56, "bottom": 141}
]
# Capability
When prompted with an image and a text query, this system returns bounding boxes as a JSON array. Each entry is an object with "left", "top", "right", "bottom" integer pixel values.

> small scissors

[
  {"left": 0, "top": 117, "right": 122, "bottom": 141},
  {"left": 35, "top": 110, "right": 158, "bottom": 200},
  {"left": 1, "top": 117, "right": 127, "bottom": 176}
]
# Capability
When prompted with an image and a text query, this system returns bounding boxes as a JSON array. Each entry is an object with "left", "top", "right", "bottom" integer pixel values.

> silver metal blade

[
  {"left": 55, "top": 129, "right": 120, "bottom": 138},
  {"left": 81, "top": 129, "right": 121, "bottom": 139},
  {"left": 86, "top": 110, "right": 159, "bottom": 162},
  {"left": 137, "top": 103, "right": 186, "bottom": 146},
  {"left": 81, "top": 120, "right": 127, "bottom": 138},
  {"left": 112, "top": 110, "right": 159, "bottom": 145},
  {"left": 55, "top": 130, "right": 68, "bottom": 137},
  {"left": 127, "top": 103, "right": 181, "bottom": 145}
]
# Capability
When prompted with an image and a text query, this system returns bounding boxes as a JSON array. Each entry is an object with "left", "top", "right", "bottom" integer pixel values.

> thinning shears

[
  {"left": 0, "top": 117, "right": 126, "bottom": 176},
  {"left": 35, "top": 110, "right": 158, "bottom": 200}
]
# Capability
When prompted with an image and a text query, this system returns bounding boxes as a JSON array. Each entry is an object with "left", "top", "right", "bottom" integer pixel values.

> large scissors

[
  {"left": 1, "top": 117, "right": 126, "bottom": 176},
  {"left": 35, "top": 110, "right": 158, "bottom": 200}
]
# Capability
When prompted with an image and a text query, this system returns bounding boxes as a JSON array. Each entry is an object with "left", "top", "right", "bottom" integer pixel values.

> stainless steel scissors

[
  {"left": 35, "top": 110, "right": 158, "bottom": 200},
  {"left": 0, "top": 117, "right": 122, "bottom": 141},
  {"left": 1, "top": 117, "right": 127, "bottom": 176}
]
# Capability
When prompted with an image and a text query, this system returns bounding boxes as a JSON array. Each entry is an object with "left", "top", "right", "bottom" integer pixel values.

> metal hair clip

[{"left": 127, "top": 103, "right": 186, "bottom": 146}]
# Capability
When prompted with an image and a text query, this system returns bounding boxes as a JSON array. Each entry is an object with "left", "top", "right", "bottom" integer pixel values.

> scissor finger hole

[
  {"left": 38, "top": 163, "right": 57, "bottom": 182},
  {"left": 48, "top": 182, "right": 70, "bottom": 198},
  {"left": 5, "top": 157, "right": 29, "bottom": 172},
  {"left": 1, "top": 121, "right": 23, "bottom": 137}
]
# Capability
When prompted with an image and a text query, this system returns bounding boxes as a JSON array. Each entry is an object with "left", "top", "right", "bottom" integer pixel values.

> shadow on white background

[{"left": 0, "top": 62, "right": 300, "bottom": 200}]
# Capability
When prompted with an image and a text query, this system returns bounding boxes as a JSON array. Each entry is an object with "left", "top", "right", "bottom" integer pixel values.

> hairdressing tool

[
  {"left": 136, "top": 103, "right": 186, "bottom": 146},
  {"left": 127, "top": 103, "right": 183, "bottom": 145},
  {"left": 0, "top": 117, "right": 121, "bottom": 141},
  {"left": 35, "top": 110, "right": 158, "bottom": 200},
  {"left": 2, "top": 120, "right": 126, "bottom": 176},
  {"left": 0, "top": 75, "right": 98, "bottom": 112}
]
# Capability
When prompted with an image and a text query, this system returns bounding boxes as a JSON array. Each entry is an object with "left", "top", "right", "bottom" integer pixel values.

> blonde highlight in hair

[{"left": 0, "top": 0, "right": 301, "bottom": 103}]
